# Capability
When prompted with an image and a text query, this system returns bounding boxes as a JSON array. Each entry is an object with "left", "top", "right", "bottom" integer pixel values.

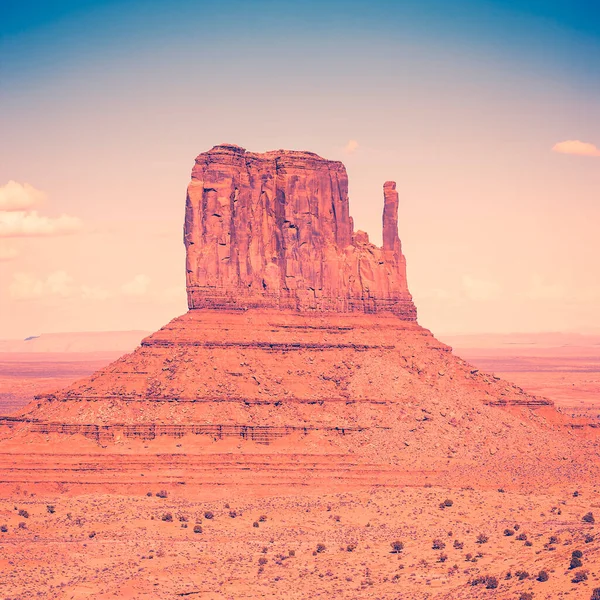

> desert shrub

[
  {"left": 524, "top": 541, "right": 533, "bottom": 547},
  {"left": 289, "top": 549, "right": 295, "bottom": 556},
  {"left": 390, "top": 541, "right": 404, "bottom": 553},
  {"left": 88, "top": 531, "right": 96, "bottom": 538},
  {"left": 549, "top": 535, "right": 559, "bottom": 544},
  {"left": 584, "top": 534, "right": 594, "bottom": 543},
  {"left": 572, "top": 570, "right": 588, "bottom": 583},
  {"left": 518, "top": 594, "right": 533, "bottom": 600},
  {"left": 253, "top": 521, "right": 259, "bottom": 528},
  {"left": 258, "top": 557, "right": 267, "bottom": 566},
  {"left": 504, "top": 529, "right": 515, "bottom": 536},
  {"left": 316, "top": 543, "right": 326, "bottom": 553},
  {"left": 453, "top": 540, "right": 463, "bottom": 549},
  {"left": 432, "top": 539, "right": 445, "bottom": 550},
  {"left": 156, "top": 490, "right": 168, "bottom": 498},
  {"left": 347, "top": 543, "right": 357, "bottom": 552},
  {"left": 570, "top": 557, "right": 583, "bottom": 569},
  {"left": 204, "top": 511, "right": 214, "bottom": 520},
  {"left": 537, "top": 570, "right": 549, "bottom": 582},
  {"left": 261, "top": 546, "right": 268, "bottom": 553},
  {"left": 146, "top": 492, "right": 152, "bottom": 497},
  {"left": 485, "top": 576, "right": 498, "bottom": 589},
  {"left": 438, "top": 553, "right": 448, "bottom": 563},
  {"left": 476, "top": 533, "right": 489, "bottom": 544},
  {"left": 444, "top": 499, "right": 453, "bottom": 507},
  {"left": 259, "top": 515, "right": 267, "bottom": 522},
  {"left": 18, "top": 509, "right": 29, "bottom": 519},
  {"left": 193, "top": 525, "right": 202, "bottom": 534},
  {"left": 0, "top": 525, "right": 7, "bottom": 533},
  {"left": 514, "top": 524, "right": 520, "bottom": 530},
  {"left": 224, "top": 503, "right": 230, "bottom": 509},
  {"left": 46, "top": 505, "right": 55, "bottom": 514},
  {"left": 516, "top": 533, "right": 527, "bottom": 541},
  {"left": 582, "top": 512, "right": 595, "bottom": 524},
  {"left": 515, "top": 570, "right": 529, "bottom": 580},
  {"left": 573, "top": 490, "right": 580, "bottom": 497},
  {"left": 161, "top": 513, "right": 173, "bottom": 522},
  {"left": 505, "top": 571, "right": 512, "bottom": 579},
  {"left": 572, "top": 549, "right": 583, "bottom": 559},
  {"left": 469, "top": 576, "right": 486, "bottom": 586},
  {"left": 178, "top": 515, "right": 188, "bottom": 522},
  {"left": 229, "top": 510, "right": 237, "bottom": 518},
  {"left": 591, "top": 588, "right": 600, "bottom": 600}
]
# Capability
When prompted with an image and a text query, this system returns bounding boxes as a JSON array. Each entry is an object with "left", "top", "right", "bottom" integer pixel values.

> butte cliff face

[{"left": 184, "top": 144, "right": 416, "bottom": 319}]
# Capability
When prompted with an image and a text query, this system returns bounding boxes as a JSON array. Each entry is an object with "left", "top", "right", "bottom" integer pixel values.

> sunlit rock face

[{"left": 184, "top": 144, "right": 416, "bottom": 320}]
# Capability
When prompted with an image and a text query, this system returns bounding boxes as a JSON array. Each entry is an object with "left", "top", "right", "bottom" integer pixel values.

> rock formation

[{"left": 184, "top": 144, "right": 416, "bottom": 319}]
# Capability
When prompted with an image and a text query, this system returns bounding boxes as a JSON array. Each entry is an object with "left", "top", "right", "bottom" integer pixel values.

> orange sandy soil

[{"left": 1, "top": 473, "right": 598, "bottom": 599}]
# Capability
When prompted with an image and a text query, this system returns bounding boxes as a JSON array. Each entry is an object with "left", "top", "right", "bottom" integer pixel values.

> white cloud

[
  {"left": 81, "top": 285, "right": 113, "bottom": 301},
  {"left": 344, "top": 140, "right": 359, "bottom": 154},
  {"left": 0, "top": 244, "right": 18, "bottom": 261},
  {"left": 0, "top": 181, "right": 46, "bottom": 211},
  {"left": 0, "top": 210, "right": 82, "bottom": 237},
  {"left": 461, "top": 275, "right": 501, "bottom": 301},
  {"left": 552, "top": 140, "right": 600, "bottom": 157},
  {"left": 121, "top": 274, "right": 151, "bottom": 296},
  {"left": 525, "top": 274, "right": 564, "bottom": 300},
  {"left": 9, "top": 271, "right": 75, "bottom": 300}
]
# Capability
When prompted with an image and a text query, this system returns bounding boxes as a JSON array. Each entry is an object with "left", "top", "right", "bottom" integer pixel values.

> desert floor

[{"left": 0, "top": 338, "right": 598, "bottom": 599}]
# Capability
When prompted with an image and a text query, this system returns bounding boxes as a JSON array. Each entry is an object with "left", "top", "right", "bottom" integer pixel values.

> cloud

[
  {"left": 121, "top": 274, "right": 151, "bottom": 296},
  {"left": 0, "top": 211, "right": 82, "bottom": 237},
  {"left": 344, "top": 140, "right": 359, "bottom": 154},
  {"left": 9, "top": 271, "right": 76, "bottom": 300},
  {"left": 0, "top": 244, "right": 18, "bottom": 261},
  {"left": 81, "top": 285, "right": 113, "bottom": 301},
  {"left": 461, "top": 275, "right": 501, "bottom": 301},
  {"left": 552, "top": 140, "right": 600, "bottom": 157},
  {"left": 0, "top": 181, "right": 46, "bottom": 211},
  {"left": 525, "top": 274, "right": 564, "bottom": 300}
]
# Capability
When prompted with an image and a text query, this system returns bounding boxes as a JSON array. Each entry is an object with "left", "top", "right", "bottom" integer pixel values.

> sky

[{"left": 1, "top": 0, "right": 599, "bottom": 339}]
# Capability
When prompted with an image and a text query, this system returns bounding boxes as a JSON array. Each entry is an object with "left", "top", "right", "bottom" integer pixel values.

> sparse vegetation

[
  {"left": 18, "top": 509, "right": 29, "bottom": 519},
  {"left": 432, "top": 538, "right": 445, "bottom": 550},
  {"left": 570, "top": 556, "right": 583, "bottom": 569},
  {"left": 193, "top": 525, "right": 202, "bottom": 534},
  {"left": 476, "top": 533, "right": 489, "bottom": 544},
  {"left": 572, "top": 570, "right": 588, "bottom": 583},
  {"left": 259, "top": 515, "right": 267, "bottom": 522},
  {"left": 204, "top": 511, "right": 214, "bottom": 520},
  {"left": 46, "top": 505, "right": 55, "bottom": 514},
  {"left": 390, "top": 541, "right": 404, "bottom": 553},
  {"left": 161, "top": 513, "right": 173, "bottom": 522},
  {"left": 453, "top": 540, "right": 463, "bottom": 549},
  {"left": 582, "top": 512, "right": 595, "bottom": 524},
  {"left": 504, "top": 528, "right": 515, "bottom": 536},
  {"left": 515, "top": 570, "right": 529, "bottom": 580},
  {"left": 253, "top": 521, "right": 259, "bottom": 528},
  {"left": 316, "top": 543, "right": 326, "bottom": 553},
  {"left": 591, "top": 588, "right": 600, "bottom": 600},
  {"left": 537, "top": 570, "right": 549, "bottom": 582},
  {"left": 156, "top": 490, "right": 168, "bottom": 499},
  {"left": 0, "top": 525, "right": 7, "bottom": 533}
]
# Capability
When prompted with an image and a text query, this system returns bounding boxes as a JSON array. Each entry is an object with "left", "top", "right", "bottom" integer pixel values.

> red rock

[{"left": 184, "top": 144, "right": 416, "bottom": 319}]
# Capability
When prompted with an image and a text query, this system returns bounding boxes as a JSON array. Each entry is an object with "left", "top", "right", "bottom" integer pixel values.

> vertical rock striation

[{"left": 184, "top": 144, "right": 416, "bottom": 319}]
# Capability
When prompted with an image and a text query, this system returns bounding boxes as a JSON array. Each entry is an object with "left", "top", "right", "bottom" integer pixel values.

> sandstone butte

[{"left": 0, "top": 143, "right": 598, "bottom": 493}]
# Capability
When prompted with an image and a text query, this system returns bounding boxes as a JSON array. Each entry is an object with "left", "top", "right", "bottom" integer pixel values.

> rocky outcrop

[{"left": 184, "top": 144, "right": 416, "bottom": 319}]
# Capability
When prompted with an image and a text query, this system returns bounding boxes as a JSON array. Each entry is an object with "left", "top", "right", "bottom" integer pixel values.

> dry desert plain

[{"left": 0, "top": 330, "right": 598, "bottom": 599}]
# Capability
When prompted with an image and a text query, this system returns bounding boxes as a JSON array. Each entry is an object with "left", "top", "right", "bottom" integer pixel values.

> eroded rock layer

[{"left": 185, "top": 144, "right": 416, "bottom": 319}]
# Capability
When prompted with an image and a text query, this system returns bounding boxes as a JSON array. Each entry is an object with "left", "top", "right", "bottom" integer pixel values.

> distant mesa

[{"left": 184, "top": 144, "right": 416, "bottom": 320}]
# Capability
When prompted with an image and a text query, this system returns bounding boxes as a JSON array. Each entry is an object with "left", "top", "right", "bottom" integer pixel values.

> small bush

[
  {"left": 504, "top": 529, "right": 515, "bottom": 536},
  {"left": 390, "top": 541, "right": 404, "bottom": 553},
  {"left": 591, "top": 588, "right": 600, "bottom": 600},
  {"left": 438, "top": 553, "right": 448, "bottom": 563},
  {"left": 46, "top": 505, "right": 55, "bottom": 514},
  {"left": 516, "top": 533, "right": 527, "bottom": 541},
  {"left": 537, "top": 570, "right": 549, "bottom": 582},
  {"left": 18, "top": 522, "right": 26, "bottom": 529},
  {"left": 258, "top": 557, "right": 267, "bottom": 566},
  {"left": 515, "top": 570, "right": 529, "bottom": 580},
  {"left": 156, "top": 490, "right": 168, "bottom": 499},
  {"left": 582, "top": 512, "right": 595, "bottom": 524},
  {"left": 524, "top": 540, "right": 533, "bottom": 547},
  {"left": 229, "top": 510, "right": 237, "bottom": 518},
  {"left": 485, "top": 576, "right": 498, "bottom": 589},
  {"left": 444, "top": 499, "right": 453, "bottom": 507},
  {"left": 204, "top": 511, "right": 214, "bottom": 520},
  {"left": 476, "top": 533, "right": 489, "bottom": 544},
  {"left": 519, "top": 594, "right": 533, "bottom": 600},
  {"left": 572, "top": 549, "right": 583, "bottom": 559},
  {"left": 316, "top": 543, "right": 326, "bottom": 553},
  {"left": 432, "top": 539, "right": 445, "bottom": 550},
  {"left": 572, "top": 570, "right": 588, "bottom": 583},
  {"left": 289, "top": 549, "right": 295, "bottom": 557},
  {"left": 514, "top": 524, "right": 520, "bottom": 531},
  {"left": 253, "top": 521, "right": 259, "bottom": 528},
  {"left": 161, "top": 513, "right": 173, "bottom": 522},
  {"left": 453, "top": 540, "right": 463, "bottom": 549},
  {"left": 570, "top": 557, "right": 583, "bottom": 569},
  {"left": 584, "top": 534, "right": 594, "bottom": 543},
  {"left": 18, "top": 509, "right": 29, "bottom": 519},
  {"left": 178, "top": 515, "right": 188, "bottom": 523},
  {"left": 0, "top": 525, "right": 7, "bottom": 533},
  {"left": 193, "top": 525, "right": 202, "bottom": 534},
  {"left": 347, "top": 543, "right": 357, "bottom": 552},
  {"left": 549, "top": 535, "right": 559, "bottom": 544},
  {"left": 146, "top": 492, "right": 153, "bottom": 497},
  {"left": 88, "top": 531, "right": 96, "bottom": 538},
  {"left": 259, "top": 515, "right": 267, "bottom": 522}
]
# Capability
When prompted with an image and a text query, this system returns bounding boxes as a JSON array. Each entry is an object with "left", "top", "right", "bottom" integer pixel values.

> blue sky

[{"left": 1, "top": 0, "right": 599, "bottom": 337}]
